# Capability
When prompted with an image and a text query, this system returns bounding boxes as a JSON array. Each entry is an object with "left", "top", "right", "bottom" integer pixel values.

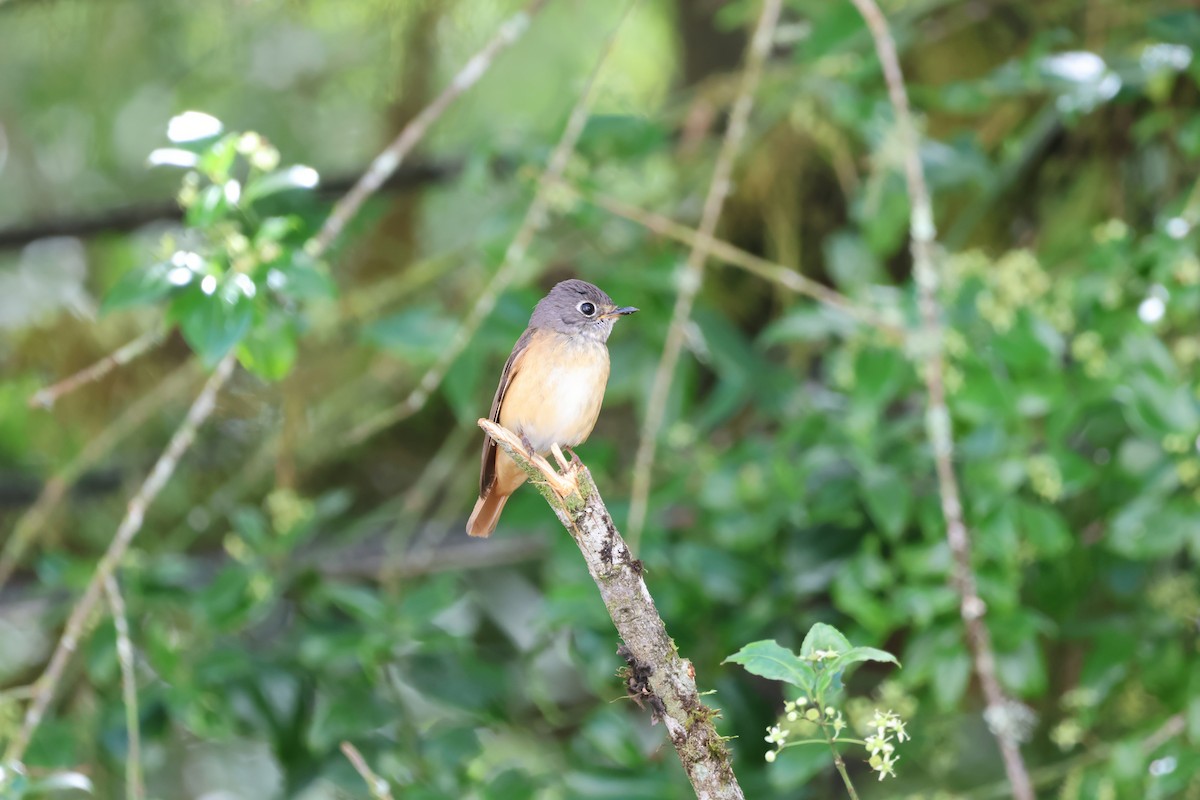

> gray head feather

[{"left": 528, "top": 279, "right": 634, "bottom": 343}]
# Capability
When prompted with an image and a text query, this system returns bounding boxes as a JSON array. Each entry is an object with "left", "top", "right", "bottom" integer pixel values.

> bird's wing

[{"left": 479, "top": 327, "right": 534, "bottom": 495}]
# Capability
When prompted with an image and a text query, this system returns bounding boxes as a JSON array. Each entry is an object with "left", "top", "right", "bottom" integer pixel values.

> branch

[
  {"left": 27, "top": 324, "right": 167, "bottom": 409},
  {"left": 308, "top": 0, "right": 552, "bottom": 258},
  {"left": 627, "top": 0, "right": 783, "bottom": 550},
  {"left": 340, "top": 742, "right": 395, "bottom": 800},
  {"left": 845, "top": 1, "right": 1034, "bottom": 798},
  {"left": 477, "top": 419, "right": 745, "bottom": 800},
  {"left": 0, "top": 361, "right": 199, "bottom": 593},
  {"left": 965, "top": 712, "right": 1186, "bottom": 800},
  {"left": 104, "top": 576, "right": 144, "bottom": 800},
  {"left": 3, "top": 353, "right": 236, "bottom": 764},
  {"left": 0, "top": 161, "right": 457, "bottom": 250},
  {"left": 342, "top": 0, "right": 642, "bottom": 448},
  {"left": 560, "top": 182, "right": 905, "bottom": 340}
]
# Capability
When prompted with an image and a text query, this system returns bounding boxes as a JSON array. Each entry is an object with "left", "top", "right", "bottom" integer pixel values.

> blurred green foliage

[{"left": 2, "top": 1, "right": 1200, "bottom": 799}]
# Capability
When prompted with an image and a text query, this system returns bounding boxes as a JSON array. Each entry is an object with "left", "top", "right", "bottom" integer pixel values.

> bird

[{"left": 467, "top": 279, "right": 637, "bottom": 537}]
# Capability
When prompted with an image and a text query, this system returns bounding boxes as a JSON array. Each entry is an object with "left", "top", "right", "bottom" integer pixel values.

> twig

[
  {"left": 308, "top": 0, "right": 551, "bottom": 257},
  {"left": 626, "top": 0, "right": 782, "bottom": 550},
  {"left": 478, "top": 418, "right": 744, "bottom": 800},
  {"left": 0, "top": 162, "right": 458, "bottom": 251},
  {"left": 0, "top": 361, "right": 199, "bottom": 593},
  {"left": 340, "top": 742, "right": 395, "bottom": 800},
  {"left": 27, "top": 324, "right": 167, "bottom": 410},
  {"left": 104, "top": 576, "right": 143, "bottom": 800},
  {"left": 824, "top": 726, "right": 861, "bottom": 800},
  {"left": 342, "top": 0, "right": 642, "bottom": 448},
  {"left": 844, "top": 1, "right": 1034, "bottom": 798},
  {"left": 562, "top": 183, "right": 905, "bottom": 340},
  {"left": 965, "top": 712, "right": 1186, "bottom": 800},
  {"left": 3, "top": 354, "right": 236, "bottom": 764}
]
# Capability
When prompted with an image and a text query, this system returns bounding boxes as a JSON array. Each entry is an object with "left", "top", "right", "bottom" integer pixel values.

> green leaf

[
  {"left": 1187, "top": 695, "right": 1200, "bottom": 745},
  {"left": 268, "top": 253, "right": 337, "bottom": 302},
  {"left": 171, "top": 285, "right": 254, "bottom": 366},
  {"left": 577, "top": 114, "right": 668, "bottom": 160},
  {"left": 831, "top": 645, "right": 900, "bottom": 672},
  {"left": 724, "top": 640, "right": 815, "bottom": 692},
  {"left": 861, "top": 465, "right": 912, "bottom": 540},
  {"left": 1108, "top": 498, "right": 1194, "bottom": 559},
  {"left": 28, "top": 771, "right": 94, "bottom": 795},
  {"left": 800, "top": 622, "right": 852, "bottom": 659},
  {"left": 361, "top": 307, "right": 457, "bottom": 363},
  {"left": 824, "top": 232, "right": 885, "bottom": 292},
  {"left": 185, "top": 184, "right": 230, "bottom": 228},
  {"left": 237, "top": 313, "right": 297, "bottom": 380},
  {"left": 102, "top": 261, "right": 177, "bottom": 313},
  {"left": 198, "top": 134, "right": 238, "bottom": 183},
  {"left": 1016, "top": 501, "right": 1073, "bottom": 558},
  {"left": 853, "top": 347, "right": 912, "bottom": 409},
  {"left": 1123, "top": 374, "right": 1199, "bottom": 436},
  {"left": 242, "top": 165, "right": 320, "bottom": 204},
  {"left": 932, "top": 651, "right": 971, "bottom": 710},
  {"left": 757, "top": 306, "right": 856, "bottom": 345},
  {"left": 995, "top": 636, "right": 1047, "bottom": 696}
]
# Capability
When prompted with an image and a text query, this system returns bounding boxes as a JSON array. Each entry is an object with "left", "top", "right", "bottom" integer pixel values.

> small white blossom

[{"left": 765, "top": 725, "right": 789, "bottom": 746}]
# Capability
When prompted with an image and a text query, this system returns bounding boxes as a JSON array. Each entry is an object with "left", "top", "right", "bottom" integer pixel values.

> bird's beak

[{"left": 600, "top": 305, "right": 639, "bottom": 320}]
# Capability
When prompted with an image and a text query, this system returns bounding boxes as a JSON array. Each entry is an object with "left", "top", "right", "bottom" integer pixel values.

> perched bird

[{"left": 467, "top": 279, "right": 637, "bottom": 537}]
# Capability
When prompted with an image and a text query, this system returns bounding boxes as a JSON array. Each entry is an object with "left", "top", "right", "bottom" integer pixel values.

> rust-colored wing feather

[{"left": 479, "top": 328, "right": 533, "bottom": 495}]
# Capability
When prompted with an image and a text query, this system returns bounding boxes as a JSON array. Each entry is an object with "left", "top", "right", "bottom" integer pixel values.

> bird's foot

[
  {"left": 520, "top": 433, "right": 537, "bottom": 456},
  {"left": 565, "top": 445, "right": 581, "bottom": 465}
]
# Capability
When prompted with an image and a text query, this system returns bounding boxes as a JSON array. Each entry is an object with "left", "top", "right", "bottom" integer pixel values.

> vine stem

[
  {"left": 823, "top": 725, "right": 861, "bottom": 800},
  {"left": 844, "top": 1, "right": 1034, "bottom": 797},
  {"left": 27, "top": 324, "right": 167, "bottom": 409},
  {"left": 308, "top": 0, "right": 552, "bottom": 257},
  {"left": 626, "top": 0, "right": 783, "bottom": 550},
  {"left": 4, "top": 354, "right": 236, "bottom": 764}
]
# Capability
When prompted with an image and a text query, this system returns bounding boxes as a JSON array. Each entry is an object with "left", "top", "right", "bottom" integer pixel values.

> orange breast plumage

[{"left": 498, "top": 329, "right": 610, "bottom": 454}]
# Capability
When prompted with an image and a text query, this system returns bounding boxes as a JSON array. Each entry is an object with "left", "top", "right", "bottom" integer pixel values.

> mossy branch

[{"left": 477, "top": 419, "right": 745, "bottom": 800}]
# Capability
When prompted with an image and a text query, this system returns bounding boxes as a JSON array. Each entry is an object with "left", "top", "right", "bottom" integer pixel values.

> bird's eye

[{"left": 579, "top": 301, "right": 596, "bottom": 317}]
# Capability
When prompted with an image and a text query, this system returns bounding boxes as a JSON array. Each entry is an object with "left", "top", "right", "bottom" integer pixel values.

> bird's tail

[{"left": 466, "top": 488, "right": 509, "bottom": 537}]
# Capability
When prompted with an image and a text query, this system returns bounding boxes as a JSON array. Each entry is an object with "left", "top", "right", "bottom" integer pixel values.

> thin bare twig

[
  {"left": 480, "top": 418, "right": 744, "bottom": 800},
  {"left": 3, "top": 354, "right": 236, "bottom": 764},
  {"left": 340, "top": 742, "right": 395, "bottom": 800},
  {"left": 27, "top": 324, "right": 167, "bottom": 410},
  {"left": 309, "top": 0, "right": 551, "bottom": 257},
  {"left": 845, "top": 1, "right": 1034, "bottom": 797},
  {"left": 966, "top": 712, "right": 1186, "bottom": 799},
  {"left": 0, "top": 362, "right": 199, "bottom": 593},
  {"left": 104, "top": 576, "right": 143, "bottom": 800},
  {"left": 626, "top": 0, "right": 783, "bottom": 550},
  {"left": 561, "top": 183, "right": 905, "bottom": 340},
  {"left": 342, "top": 0, "right": 642, "bottom": 448}
]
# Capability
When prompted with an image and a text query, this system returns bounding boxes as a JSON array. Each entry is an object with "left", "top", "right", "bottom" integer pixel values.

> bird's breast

[{"left": 500, "top": 331, "right": 611, "bottom": 453}]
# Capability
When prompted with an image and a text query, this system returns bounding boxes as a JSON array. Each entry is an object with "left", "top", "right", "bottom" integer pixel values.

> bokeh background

[{"left": 2, "top": 0, "right": 1199, "bottom": 798}]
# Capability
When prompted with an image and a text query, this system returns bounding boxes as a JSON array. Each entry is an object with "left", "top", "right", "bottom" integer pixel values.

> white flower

[{"left": 764, "top": 725, "right": 789, "bottom": 746}]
